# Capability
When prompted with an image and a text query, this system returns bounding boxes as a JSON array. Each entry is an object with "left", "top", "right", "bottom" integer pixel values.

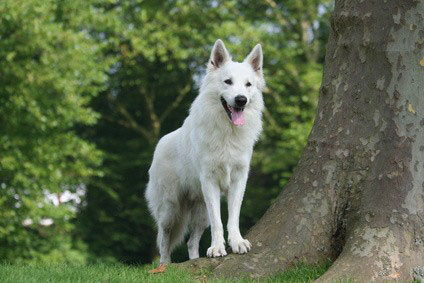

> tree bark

[{"left": 180, "top": 0, "right": 424, "bottom": 281}]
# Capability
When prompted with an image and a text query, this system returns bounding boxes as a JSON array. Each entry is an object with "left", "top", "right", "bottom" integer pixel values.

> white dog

[{"left": 145, "top": 39, "right": 265, "bottom": 264}]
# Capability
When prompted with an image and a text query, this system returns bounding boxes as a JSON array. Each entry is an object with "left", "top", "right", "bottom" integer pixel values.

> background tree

[
  {"left": 0, "top": 0, "right": 109, "bottom": 263},
  {"left": 184, "top": 1, "right": 424, "bottom": 281},
  {"left": 77, "top": 0, "right": 332, "bottom": 264}
]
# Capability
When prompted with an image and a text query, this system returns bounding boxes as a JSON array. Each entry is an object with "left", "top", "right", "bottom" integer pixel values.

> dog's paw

[
  {"left": 229, "top": 238, "right": 251, "bottom": 254},
  {"left": 207, "top": 244, "right": 227, "bottom": 258}
]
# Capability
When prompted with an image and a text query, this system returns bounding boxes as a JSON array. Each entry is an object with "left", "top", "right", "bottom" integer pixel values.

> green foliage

[{"left": 0, "top": 0, "right": 109, "bottom": 263}]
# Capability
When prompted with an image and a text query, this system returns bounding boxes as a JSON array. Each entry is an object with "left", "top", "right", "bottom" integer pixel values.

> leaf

[
  {"left": 148, "top": 264, "right": 167, "bottom": 274},
  {"left": 407, "top": 103, "right": 416, "bottom": 114}
]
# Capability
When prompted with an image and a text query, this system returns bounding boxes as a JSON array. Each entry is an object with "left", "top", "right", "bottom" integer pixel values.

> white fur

[{"left": 145, "top": 39, "right": 265, "bottom": 263}]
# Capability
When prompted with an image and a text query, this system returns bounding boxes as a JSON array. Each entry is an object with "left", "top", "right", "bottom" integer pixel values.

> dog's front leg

[
  {"left": 200, "top": 176, "right": 227, "bottom": 257},
  {"left": 227, "top": 168, "right": 251, "bottom": 254}
]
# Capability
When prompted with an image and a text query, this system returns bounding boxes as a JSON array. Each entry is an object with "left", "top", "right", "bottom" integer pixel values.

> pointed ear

[
  {"left": 208, "top": 39, "right": 230, "bottom": 70},
  {"left": 244, "top": 44, "right": 263, "bottom": 74}
]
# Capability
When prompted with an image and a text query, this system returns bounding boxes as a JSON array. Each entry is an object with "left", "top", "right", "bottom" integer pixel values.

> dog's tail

[
  {"left": 169, "top": 215, "right": 189, "bottom": 251},
  {"left": 155, "top": 207, "right": 190, "bottom": 252}
]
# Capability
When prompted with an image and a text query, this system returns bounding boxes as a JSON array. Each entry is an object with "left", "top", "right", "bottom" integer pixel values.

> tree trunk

[{"left": 180, "top": 1, "right": 424, "bottom": 281}]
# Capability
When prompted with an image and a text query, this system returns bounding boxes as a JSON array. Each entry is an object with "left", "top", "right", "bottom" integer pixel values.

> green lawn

[{"left": 0, "top": 261, "right": 330, "bottom": 282}]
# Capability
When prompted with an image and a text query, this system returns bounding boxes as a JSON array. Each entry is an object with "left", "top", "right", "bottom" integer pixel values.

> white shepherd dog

[{"left": 145, "top": 39, "right": 265, "bottom": 264}]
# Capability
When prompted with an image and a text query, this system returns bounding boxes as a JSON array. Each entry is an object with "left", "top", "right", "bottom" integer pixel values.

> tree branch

[
  {"left": 140, "top": 87, "right": 161, "bottom": 141},
  {"left": 105, "top": 93, "right": 153, "bottom": 142},
  {"left": 103, "top": 114, "right": 151, "bottom": 141},
  {"left": 159, "top": 84, "right": 191, "bottom": 124}
]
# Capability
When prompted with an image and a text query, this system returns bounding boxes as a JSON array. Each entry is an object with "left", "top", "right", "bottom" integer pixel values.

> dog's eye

[
  {"left": 246, "top": 82, "right": 252, "bottom": 87},
  {"left": 224, "top": 79, "right": 232, "bottom": 85}
]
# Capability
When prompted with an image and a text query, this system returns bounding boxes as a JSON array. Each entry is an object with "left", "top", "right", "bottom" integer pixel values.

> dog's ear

[
  {"left": 208, "top": 39, "right": 230, "bottom": 70},
  {"left": 244, "top": 44, "right": 263, "bottom": 75}
]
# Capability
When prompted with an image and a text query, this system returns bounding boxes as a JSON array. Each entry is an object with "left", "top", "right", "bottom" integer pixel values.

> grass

[
  {"left": 205, "top": 262, "right": 332, "bottom": 283},
  {"left": 0, "top": 262, "right": 192, "bottom": 283},
  {"left": 0, "top": 261, "right": 330, "bottom": 283},
  {"left": 265, "top": 262, "right": 331, "bottom": 282}
]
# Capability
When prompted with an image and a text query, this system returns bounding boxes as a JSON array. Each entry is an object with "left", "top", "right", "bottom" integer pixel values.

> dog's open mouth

[{"left": 221, "top": 97, "right": 245, "bottom": 126}]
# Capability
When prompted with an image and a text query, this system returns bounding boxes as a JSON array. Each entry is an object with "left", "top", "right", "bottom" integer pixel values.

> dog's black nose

[{"left": 234, "top": 95, "right": 247, "bottom": 107}]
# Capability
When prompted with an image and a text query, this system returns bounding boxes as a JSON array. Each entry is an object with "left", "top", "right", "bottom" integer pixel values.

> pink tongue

[{"left": 231, "top": 109, "right": 245, "bottom": 126}]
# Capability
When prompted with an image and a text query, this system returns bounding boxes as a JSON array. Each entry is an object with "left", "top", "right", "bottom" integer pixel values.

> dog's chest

[
  {"left": 216, "top": 163, "right": 232, "bottom": 192},
  {"left": 204, "top": 138, "right": 249, "bottom": 191},
  {"left": 204, "top": 133, "right": 248, "bottom": 162}
]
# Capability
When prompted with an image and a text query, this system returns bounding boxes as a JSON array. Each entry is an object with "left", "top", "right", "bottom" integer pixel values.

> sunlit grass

[
  {"left": 0, "top": 262, "right": 192, "bottom": 283},
  {"left": 0, "top": 260, "right": 330, "bottom": 283}
]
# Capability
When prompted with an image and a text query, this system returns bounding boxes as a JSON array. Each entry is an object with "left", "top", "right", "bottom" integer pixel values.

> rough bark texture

[{"left": 179, "top": 1, "right": 424, "bottom": 281}]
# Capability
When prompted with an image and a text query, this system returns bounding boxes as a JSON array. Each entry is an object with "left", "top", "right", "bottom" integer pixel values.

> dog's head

[{"left": 204, "top": 39, "right": 265, "bottom": 126}]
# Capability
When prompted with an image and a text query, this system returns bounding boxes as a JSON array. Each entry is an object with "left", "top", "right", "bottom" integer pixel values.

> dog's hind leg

[
  {"left": 157, "top": 201, "right": 189, "bottom": 264},
  {"left": 157, "top": 224, "right": 172, "bottom": 264},
  {"left": 187, "top": 200, "right": 209, "bottom": 259},
  {"left": 157, "top": 202, "right": 177, "bottom": 264}
]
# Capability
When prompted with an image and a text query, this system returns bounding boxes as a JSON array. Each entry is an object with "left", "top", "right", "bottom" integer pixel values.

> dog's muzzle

[{"left": 220, "top": 97, "right": 245, "bottom": 126}]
